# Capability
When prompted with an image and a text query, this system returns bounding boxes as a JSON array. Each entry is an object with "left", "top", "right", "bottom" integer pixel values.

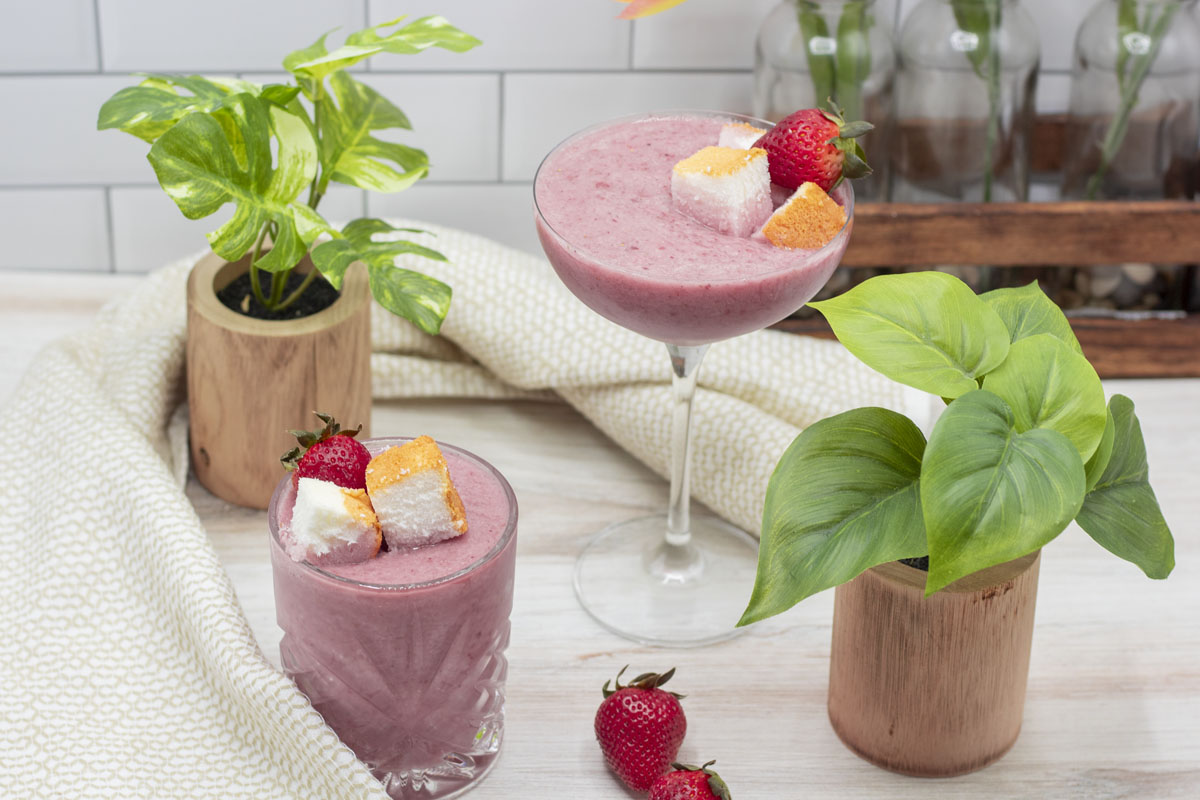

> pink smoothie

[
  {"left": 534, "top": 113, "right": 853, "bottom": 345},
  {"left": 268, "top": 438, "right": 518, "bottom": 799}
]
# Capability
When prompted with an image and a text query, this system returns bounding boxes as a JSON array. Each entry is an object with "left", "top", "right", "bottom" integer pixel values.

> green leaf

[
  {"left": 950, "top": 0, "right": 998, "bottom": 79},
  {"left": 1084, "top": 406, "right": 1116, "bottom": 492},
  {"left": 97, "top": 74, "right": 282, "bottom": 143},
  {"left": 1077, "top": 395, "right": 1174, "bottom": 579},
  {"left": 318, "top": 72, "right": 429, "bottom": 194},
  {"left": 310, "top": 218, "right": 450, "bottom": 334},
  {"left": 284, "top": 16, "right": 481, "bottom": 84},
  {"left": 810, "top": 271, "right": 1011, "bottom": 398},
  {"left": 147, "top": 93, "right": 326, "bottom": 272},
  {"left": 981, "top": 281, "right": 1083, "bottom": 353},
  {"left": 922, "top": 390, "right": 1086, "bottom": 594},
  {"left": 981, "top": 334, "right": 1108, "bottom": 462},
  {"left": 740, "top": 408, "right": 928, "bottom": 625}
]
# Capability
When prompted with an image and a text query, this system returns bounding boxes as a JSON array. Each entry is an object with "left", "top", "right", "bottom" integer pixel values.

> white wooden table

[{"left": 5, "top": 273, "right": 1199, "bottom": 798}]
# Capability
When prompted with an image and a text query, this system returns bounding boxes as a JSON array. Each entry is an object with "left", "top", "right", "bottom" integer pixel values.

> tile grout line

[
  {"left": 102, "top": 186, "right": 116, "bottom": 273},
  {"left": 497, "top": 72, "right": 505, "bottom": 183},
  {"left": 92, "top": 0, "right": 104, "bottom": 71}
]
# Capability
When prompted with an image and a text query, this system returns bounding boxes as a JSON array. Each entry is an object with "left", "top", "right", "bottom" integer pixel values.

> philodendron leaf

[
  {"left": 98, "top": 74, "right": 297, "bottom": 143},
  {"left": 981, "top": 281, "right": 1083, "bottom": 353},
  {"left": 922, "top": 390, "right": 1086, "bottom": 594},
  {"left": 981, "top": 334, "right": 1108, "bottom": 462},
  {"left": 1077, "top": 395, "right": 1175, "bottom": 579},
  {"left": 810, "top": 271, "right": 1010, "bottom": 398},
  {"left": 1084, "top": 406, "right": 1116, "bottom": 492},
  {"left": 310, "top": 218, "right": 450, "bottom": 334},
  {"left": 739, "top": 407, "right": 928, "bottom": 625},
  {"left": 319, "top": 72, "right": 429, "bottom": 194},
  {"left": 147, "top": 93, "right": 327, "bottom": 272},
  {"left": 284, "top": 16, "right": 481, "bottom": 86}
]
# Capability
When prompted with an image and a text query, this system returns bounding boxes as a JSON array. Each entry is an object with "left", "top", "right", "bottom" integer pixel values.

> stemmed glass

[{"left": 533, "top": 111, "right": 854, "bottom": 647}]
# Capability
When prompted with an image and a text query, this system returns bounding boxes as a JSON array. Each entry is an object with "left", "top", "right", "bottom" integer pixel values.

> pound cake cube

[
  {"left": 718, "top": 122, "right": 768, "bottom": 150},
  {"left": 671, "top": 146, "right": 773, "bottom": 238},
  {"left": 290, "top": 478, "right": 382, "bottom": 566},
  {"left": 366, "top": 436, "right": 468, "bottom": 549},
  {"left": 756, "top": 181, "right": 847, "bottom": 250}
]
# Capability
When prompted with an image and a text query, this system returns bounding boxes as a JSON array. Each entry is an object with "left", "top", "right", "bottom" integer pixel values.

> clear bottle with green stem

[
  {"left": 1061, "top": 0, "right": 1200, "bottom": 201},
  {"left": 754, "top": 0, "right": 896, "bottom": 201},
  {"left": 891, "top": 0, "right": 1039, "bottom": 204}
]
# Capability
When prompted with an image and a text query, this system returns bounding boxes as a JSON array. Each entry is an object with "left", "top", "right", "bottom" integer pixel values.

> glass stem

[{"left": 665, "top": 343, "right": 708, "bottom": 548}]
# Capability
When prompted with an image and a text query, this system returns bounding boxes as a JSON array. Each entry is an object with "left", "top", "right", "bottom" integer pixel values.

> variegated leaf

[
  {"left": 147, "top": 93, "right": 326, "bottom": 272},
  {"left": 97, "top": 74, "right": 298, "bottom": 143},
  {"left": 284, "top": 16, "right": 480, "bottom": 87},
  {"left": 319, "top": 72, "right": 428, "bottom": 194},
  {"left": 310, "top": 218, "right": 449, "bottom": 333}
]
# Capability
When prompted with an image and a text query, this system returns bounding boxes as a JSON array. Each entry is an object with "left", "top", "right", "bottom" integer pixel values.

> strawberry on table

[
  {"left": 753, "top": 104, "right": 873, "bottom": 192},
  {"left": 280, "top": 412, "right": 371, "bottom": 490},
  {"left": 649, "top": 761, "right": 733, "bottom": 800},
  {"left": 594, "top": 666, "right": 687, "bottom": 792}
]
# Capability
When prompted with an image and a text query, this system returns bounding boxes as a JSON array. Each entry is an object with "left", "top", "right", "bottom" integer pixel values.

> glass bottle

[
  {"left": 754, "top": 0, "right": 896, "bottom": 200},
  {"left": 890, "top": 0, "right": 1040, "bottom": 203},
  {"left": 1061, "top": 0, "right": 1200, "bottom": 201}
]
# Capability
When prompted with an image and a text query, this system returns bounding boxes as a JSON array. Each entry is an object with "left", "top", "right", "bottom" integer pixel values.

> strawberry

[
  {"left": 594, "top": 666, "right": 687, "bottom": 792},
  {"left": 280, "top": 412, "right": 371, "bottom": 490},
  {"left": 753, "top": 104, "right": 873, "bottom": 192},
  {"left": 650, "top": 761, "right": 732, "bottom": 800}
]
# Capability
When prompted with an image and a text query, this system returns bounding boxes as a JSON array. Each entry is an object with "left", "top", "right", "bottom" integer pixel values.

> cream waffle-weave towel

[{"left": 0, "top": 222, "right": 924, "bottom": 799}]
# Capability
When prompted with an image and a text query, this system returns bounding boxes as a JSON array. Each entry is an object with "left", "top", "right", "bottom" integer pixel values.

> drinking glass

[{"left": 533, "top": 111, "right": 854, "bottom": 646}]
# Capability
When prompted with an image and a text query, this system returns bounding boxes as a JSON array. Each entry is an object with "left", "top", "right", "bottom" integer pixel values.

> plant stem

[
  {"left": 248, "top": 221, "right": 271, "bottom": 309},
  {"left": 980, "top": 0, "right": 1002, "bottom": 203},
  {"left": 835, "top": 1, "right": 871, "bottom": 121},
  {"left": 1084, "top": 1, "right": 1178, "bottom": 200},
  {"left": 274, "top": 266, "right": 322, "bottom": 312},
  {"left": 797, "top": 1, "right": 836, "bottom": 106},
  {"left": 307, "top": 79, "right": 326, "bottom": 211}
]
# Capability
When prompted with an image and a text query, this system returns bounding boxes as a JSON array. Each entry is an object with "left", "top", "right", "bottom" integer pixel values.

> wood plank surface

[
  {"left": 4, "top": 274, "right": 1200, "bottom": 798},
  {"left": 774, "top": 314, "right": 1200, "bottom": 379},
  {"left": 844, "top": 201, "right": 1200, "bottom": 268}
]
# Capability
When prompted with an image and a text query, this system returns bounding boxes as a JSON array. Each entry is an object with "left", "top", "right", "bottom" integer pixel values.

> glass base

[
  {"left": 374, "top": 725, "right": 502, "bottom": 800},
  {"left": 573, "top": 513, "right": 760, "bottom": 647}
]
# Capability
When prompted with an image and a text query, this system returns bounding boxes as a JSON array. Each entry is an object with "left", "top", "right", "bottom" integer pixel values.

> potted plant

[
  {"left": 97, "top": 15, "right": 480, "bottom": 508},
  {"left": 738, "top": 271, "right": 1175, "bottom": 776}
]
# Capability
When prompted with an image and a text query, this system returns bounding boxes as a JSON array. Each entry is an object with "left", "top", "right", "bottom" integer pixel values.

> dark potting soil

[
  {"left": 899, "top": 556, "right": 930, "bottom": 572},
  {"left": 217, "top": 271, "right": 340, "bottom": 320}
]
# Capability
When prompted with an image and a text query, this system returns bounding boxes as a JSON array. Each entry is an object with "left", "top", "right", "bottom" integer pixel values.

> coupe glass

[{"left": 533, "top": 111, "right": 854, "bottom": 646}]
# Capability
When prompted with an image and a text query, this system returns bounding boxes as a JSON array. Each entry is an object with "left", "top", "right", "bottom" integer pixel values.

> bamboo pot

[
  {"left": 827, "top": 551, "right": 1041, "bottom": 777},
  {"left": 186, "top": 251, "right": 372, "bottom": 509}
]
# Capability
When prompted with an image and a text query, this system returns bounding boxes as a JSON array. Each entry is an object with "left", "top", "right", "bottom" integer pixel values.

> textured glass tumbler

[{"left": 268, "top": 438, "right": 518, "bottom": 800}]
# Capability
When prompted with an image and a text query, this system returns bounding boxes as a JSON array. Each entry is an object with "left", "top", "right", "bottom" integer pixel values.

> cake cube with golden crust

[{"left": 365, "top": 436, "right": 468, "bottom": 549}]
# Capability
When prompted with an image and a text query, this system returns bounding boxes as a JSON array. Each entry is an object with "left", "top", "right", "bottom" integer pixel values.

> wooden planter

[
  {"left": 186, "top": 251, "right": 372, "bottom": 509},
  {"left": 827, "top": 552, "right": 1041, "bottom": 777}
]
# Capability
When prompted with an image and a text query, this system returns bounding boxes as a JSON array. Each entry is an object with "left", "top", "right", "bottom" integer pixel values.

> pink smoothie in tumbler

[
  {"left": 268, "top": 438, "right": 518, "bottom": 799},
  {"left": 534, "top": 112, "right": 853, "bottom": 345}
]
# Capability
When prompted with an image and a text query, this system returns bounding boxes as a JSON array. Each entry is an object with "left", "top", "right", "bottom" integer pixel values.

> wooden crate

[{"left": 776, "top": 118, "right": 1200, "bottom": 379}]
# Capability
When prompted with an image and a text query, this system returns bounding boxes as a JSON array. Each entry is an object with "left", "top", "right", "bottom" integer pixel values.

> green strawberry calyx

[
  {"left": 280, "top": 411, "right": 363, "bottom": 471},
  {"left": 820, "top": 100, "right": 874, "bottom": 187},
  {"left": 671, "top": 761, "right": 733, "bottom": 800},
  {"left": 601, "top": 665, "right": 685, "bottom": 700}
]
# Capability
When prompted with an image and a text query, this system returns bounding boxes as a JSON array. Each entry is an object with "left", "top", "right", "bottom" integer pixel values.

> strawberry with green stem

[
  {"left": 753, "top": 103, "right": 873, "bottom": 193},
  {"left": 280, "top": 411, "right": 371, "bottom": 490},
  {"left": 594, "top": 666, "right": 687, "bottom": 792},
  {"left": 650, "top": 761, "right": 733, "bottom": 800}
]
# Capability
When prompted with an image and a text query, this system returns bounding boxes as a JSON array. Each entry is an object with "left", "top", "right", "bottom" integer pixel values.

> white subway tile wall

[{"left": 0, "top": 0, "right": 1103, "bottom": 271}]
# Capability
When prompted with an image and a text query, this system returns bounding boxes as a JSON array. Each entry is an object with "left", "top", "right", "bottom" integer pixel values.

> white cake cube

[
  {"left": 290, "top": 478, "right": 381, "bottom": 565},
  {"left": 718, "top": 122, "right": 768, "bottom": 150},
  {"left": 671, "top": 146, "right": 773, "bottom": 238},
  {"left": 365, "top": 436, "right": 468, "bottom": 549}
]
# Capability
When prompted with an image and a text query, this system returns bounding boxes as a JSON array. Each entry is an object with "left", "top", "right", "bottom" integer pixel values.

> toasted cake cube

[
  {"left": 365, "top": 436, "right": 468, "bottom": 549},
  {"left": 671, "top": 146, "right": 773, "bottom": 237},
  {"left": 718, "top": 122, "right": 768, "bottom": 150},
  {"left": 290, "top": 478, "right": 382, "bottom": 566},
  {"left": 756, "top": 182, "right": 847, "bottom": 250}
]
